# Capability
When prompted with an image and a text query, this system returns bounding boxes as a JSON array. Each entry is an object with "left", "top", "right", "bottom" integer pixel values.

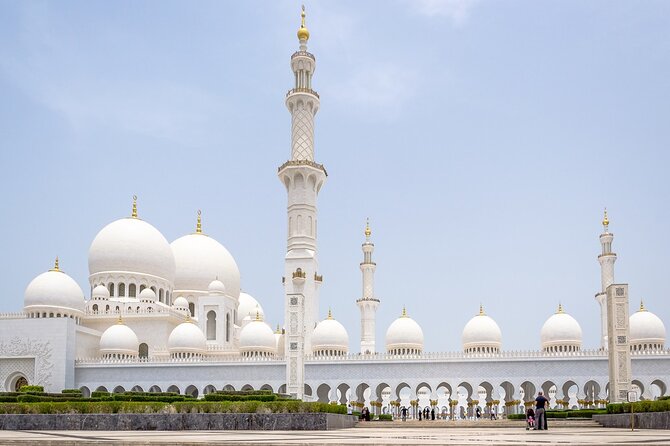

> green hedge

[
  {"left": 377, "top": 414, "right": 393, "bottom": 421},
  {"left": 61, "top": 389, "right": 83, "bottom": 394},
  {"left": 18, "top": 386, "right": 44, "bottom": 393},
  {"left": 608, "top": 400, "right": 670, "bottom": 414},
  {"left": 212, "top": 390, "right": 273, "bottom": 396},
  {"left": 0, "top": 400, "right": 347, "bottom": 415}
]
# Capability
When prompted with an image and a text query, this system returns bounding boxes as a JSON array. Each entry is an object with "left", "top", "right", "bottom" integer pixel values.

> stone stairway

[{"left": 355, "top": 418, "right": 602, "bottom": 428}]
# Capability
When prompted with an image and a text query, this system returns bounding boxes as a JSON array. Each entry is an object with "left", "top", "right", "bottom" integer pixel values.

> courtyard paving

[{"left": 0, "top": 422, "right": 669, "bottom": 445}]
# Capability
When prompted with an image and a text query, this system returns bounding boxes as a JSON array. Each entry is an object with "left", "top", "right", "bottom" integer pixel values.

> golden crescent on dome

[{"left": 297, "top": 5, "right": 310, "bottom": 41}]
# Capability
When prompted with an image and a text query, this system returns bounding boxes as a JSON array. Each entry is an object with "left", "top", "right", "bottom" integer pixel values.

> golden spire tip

[
  {"left": 639, "top": 300, "right": 646, "bottom": 312},
  {"left": 602, "top": 207, "right": 609, "bottom": 229},
  {"left": 131, "top": 195, "right": 138, "bottom": 219},
  {"left": 327, "top": 308, "right": 333, "bottom": 319},
  {"left": 401, "top": 306, "right": 407, "bottom": 318},
  {"left": 297, "top": 4, "right": 310, "bottom": 42},
  {"left": 196, "top": 209, "right": 202, "bottom": 234},
  {"left": 50, "top": 256, "right": 60, "bottom": 272},
  {"left": 479, "top": 303, "right": 485, "bottom": 316},
  {"left": 557, "top": 302, "right": 564, "bottom": 314},
  {"left": 365, "top": 218, "right": 372, "bottom": 239}
]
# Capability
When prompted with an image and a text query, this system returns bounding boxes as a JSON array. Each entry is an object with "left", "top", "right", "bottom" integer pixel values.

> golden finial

[
  {"left": 131, "top": 195, "right": 138, "bottom": 219},
  {"left": 255, "top": 308, "right": 261, "bottom": 321},
  {"left": 365, "top": 218, "right": 372, "bottom": 239},
  {"left": 50, "top": 256, "right": 60, "bottom": 272},
  {"left": 639, "top": 300, "right": 647, "bottom": 312},
  {"left": 196, "top": 210, "right": 202, "bottom": 234},
  {"left": 602, "top": 208, "right": 609, "bottom": 230},
  {"left": 327, "top": 308, "right": 333, "bottom": 320},
  {"left": 401, "top": 306, "right": 407, "bottom": 318},
  {"left": 186, "top": 313, "right": 192, "bottom": 323},
  {"left": 117, "top": 314, "right": 123, "bottom": 325},
  {"left": 479, "top": 304, "right": 485, "bottom": 316},
  {"left": 297, "top": 5, "right": 310, "bottom": 41},
  {"left": 557, "top": 303, "right": 564, "bottom": 314},
  {"left": 276, "top": 324, "right": 282, "bottom": 334}
]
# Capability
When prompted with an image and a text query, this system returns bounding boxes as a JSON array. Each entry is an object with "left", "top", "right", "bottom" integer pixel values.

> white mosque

[{"left": 0, "top": 9, "right": 668, "bottom": 417}]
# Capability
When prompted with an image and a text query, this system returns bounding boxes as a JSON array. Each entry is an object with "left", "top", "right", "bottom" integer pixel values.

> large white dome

[
  {"left": 462, "top": 306, "right": 502, "bottom": 353},
  {"left": 540, "top": 304, "right": 582, "bottom": 352},
  {"left": 171, "top": 232, "right": 240, "bottom": 298},
  {"left": 99, "top": 321, "right": 139, "bottom": 357},
  {"left": 239, "top": 316, "right": 276, "bottom": 356},
  {"left": 24, "top": 263, "right": 85, "bottom": 314},
  {"left": 167, "top": 320, "right": 207, "bottom": 356},
  {"left": 89, "top": 217, "right": 176, "bottom": 282},
  {"left": 312, "top": 311, "right": 349, "bottom": 355},
  {"left": 385, "top": 308, "right": 424, "bottom": 354},
  {"left": 630, "top": 302, "right": 666, "bottom": 351}
]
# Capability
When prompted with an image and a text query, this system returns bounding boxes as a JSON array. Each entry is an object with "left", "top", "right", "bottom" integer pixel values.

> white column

[{"left": 606, "top": 283, "right": 631, "bottom": 402}]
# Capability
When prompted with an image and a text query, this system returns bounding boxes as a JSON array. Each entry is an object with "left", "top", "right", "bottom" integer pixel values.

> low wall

[
  {"left": 0, "top": 413, "right": 357, "bottom": 431},
  {"left": 594, "top": 412, "right": 670, "bottom": 429}
]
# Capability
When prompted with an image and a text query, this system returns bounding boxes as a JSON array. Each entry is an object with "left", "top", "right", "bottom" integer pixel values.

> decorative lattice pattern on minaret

[{"left": 291, "top": 107, "right": 314, "bottom": 161}]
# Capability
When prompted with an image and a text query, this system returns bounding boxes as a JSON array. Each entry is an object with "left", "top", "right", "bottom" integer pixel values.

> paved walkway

[{"left": 0, "top": 425, "right": 669, "bottom": 445}]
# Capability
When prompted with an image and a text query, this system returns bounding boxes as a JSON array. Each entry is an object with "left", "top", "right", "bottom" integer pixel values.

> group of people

[{"left": 526, "top": 391, "right": 549, "bottom": 431}]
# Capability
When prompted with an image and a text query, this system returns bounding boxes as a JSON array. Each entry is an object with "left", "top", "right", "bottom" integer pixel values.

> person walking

[
  {"left": 534, "top": 391, "right": 549, "bottom": 430},
  {"left": 401, "top": 406, "right": 407, "bottom": 422}
]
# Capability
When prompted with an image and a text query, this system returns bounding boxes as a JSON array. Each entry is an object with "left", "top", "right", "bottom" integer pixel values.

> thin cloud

[{"left": 409, "top": 0, "right": 479, "bottom": 26}]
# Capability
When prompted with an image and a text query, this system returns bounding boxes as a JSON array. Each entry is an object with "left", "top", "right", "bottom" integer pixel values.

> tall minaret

[
  {"left": 356, "top": 219, "right": 380, "bottom": 354},
  {"left": 595, "top": 208, "right": 617, "bottom": 349},
  {"left": 279, "top": 6, "right": 326, "bottom": 399}
]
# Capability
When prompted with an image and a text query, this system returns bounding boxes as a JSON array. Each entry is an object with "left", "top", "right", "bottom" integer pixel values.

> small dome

[
  {"left": 274, "top": 326, "right": 285, "bottom": 357},
  {"left": 24, "top": 263, "right": 85, "bottom": 314},
  {"left": 312, "top": 311, "right": 349, "bottom": 355},
  {"left": 462, "top": 305, "right": 502, "bottom": 353},
  {"left": 238, "top": 292, "right": 264, "bottom": 321},
  {"left": 208, "top": 279, "right": 226, "bottom": 295},
  {"left": 91, "top": 285, "right": 110, "bottom": 301},
  {"left": 385, "top": 308, "right": 424, "bottom": 354},
  {"left": 239, "top": 315, "right": 276, "bottom": 356},
  {"left": 167, "top": 320, "right": 207, "bottom": 356},
  {"left": 99, "top": 320, "right": 139, "bottom": 357},
  {"left": 630, "top": 302, "right": 666, "bottom": 350},
  {"left": 541, "top": 304, "right": 582, "bottom": 352},
  {"left": 138, "top": 288, "right": 156, "bottom": 302},
  {"left": 89, "top": 217, "right": 176, "bottom": 282},
  {"left": 171, "top": 233, "right": 240, "bottom": 298},
  {"left": 173, "top": 296, "right": 189, "bottom": 310}
]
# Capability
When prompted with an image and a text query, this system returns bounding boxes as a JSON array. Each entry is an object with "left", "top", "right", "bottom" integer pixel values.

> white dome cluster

[
  {"left": 462, "top": 305, "right": 502, "bottom": 354},
  {"left": 99, "top": 319, "right": 140, "bottom": 358},
  {"left": 24, "top": 260, "right": 85, "bottom": 318},
  {"left": 386, "top": 308, "right": 424, "bottom": 355},
  {"left": 239, "top": 312, "right": 276, "bottom": 357},
  {"left": 312, "top": 310, "right": 349, "bottom": 356},
  {"left": 630, "top": 302, "right": 666, "bottom": 352},
  {"left": 540, "top": 304, "right": 582, "bottom": 353}
]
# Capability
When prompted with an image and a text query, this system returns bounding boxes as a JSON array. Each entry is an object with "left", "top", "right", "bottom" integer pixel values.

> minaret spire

[
  {"left": 357, "top": 218, "right": 380, "bottom": 354},
  {"left": 596, "top": 208, "right": 617, "bottom": 349},
  {"left": 280, "top": 7, "right": 326, "bottom": 400}
]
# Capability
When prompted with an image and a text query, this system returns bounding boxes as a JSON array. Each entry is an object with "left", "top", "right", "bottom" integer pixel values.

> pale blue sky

[{"left": 1, "top": 1, "right": 668, "bottom": 352}]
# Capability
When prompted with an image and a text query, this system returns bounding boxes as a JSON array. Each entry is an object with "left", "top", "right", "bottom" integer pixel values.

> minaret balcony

[
  {"left": 292, "top": 268, "right": 307, "bottom": 283},
  {"left": 286, "top": 88, "right": 320, "bottom": 99},
  {"left": 291, "top": 50, "right": 315, "bottom": 61},
  {"left": 314, "top": 273, "right": 323, "bottom": 283}
]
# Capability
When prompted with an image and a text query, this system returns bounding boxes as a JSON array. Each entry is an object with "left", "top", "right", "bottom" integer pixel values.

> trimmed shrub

[
  {"left": 507, "top": 414, "right": 525, "bottom": 420},
  {"left": 61, "top": 389, "right": 83, "bottom": 394},
  {"left": 0, "top": 397, "right": 18, "bottom": 403},
  {"left": 91, "top": 391, "right": 110, "bottom": 398},
  {"left": 18, "top": 385, "right": 44, "bottom": 393},
  {"left": 608, "top": 399, "right": 670, "bottom": 414},
  {"left": 377, "top": 414, "right": 393, "bottom": 421},
  {"left": 204, "top": 393, "right": 277, "bottom": 402}
]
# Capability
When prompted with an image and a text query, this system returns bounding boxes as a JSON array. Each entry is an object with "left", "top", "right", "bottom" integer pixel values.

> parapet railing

[
  {"left": 291, "top": 50, "right": 315, "bottom": 60},
  {"left": 286, "top": 87, "right": 319, "bottom": 99},
  {"left": 75, "top": 355, "right": 286, "bottom": 365},
  {"left": 0, "top": 312, "right": 27, "bottom": 319}
]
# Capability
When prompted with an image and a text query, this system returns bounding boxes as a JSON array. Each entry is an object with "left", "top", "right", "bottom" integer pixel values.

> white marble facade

[{"left": 1, "top": 9, "right": 669, "bottom": 415}]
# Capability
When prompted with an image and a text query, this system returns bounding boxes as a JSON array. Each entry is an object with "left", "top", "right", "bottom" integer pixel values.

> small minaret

[
  {"left": 279, "top": 6, "right": 326, "bottom": 400},
  {"left": 356, "top": 219, "right": 380, "bottom": 354},
  {"left": 596, "top": 208, "right": 617, "bottom": 349}
]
